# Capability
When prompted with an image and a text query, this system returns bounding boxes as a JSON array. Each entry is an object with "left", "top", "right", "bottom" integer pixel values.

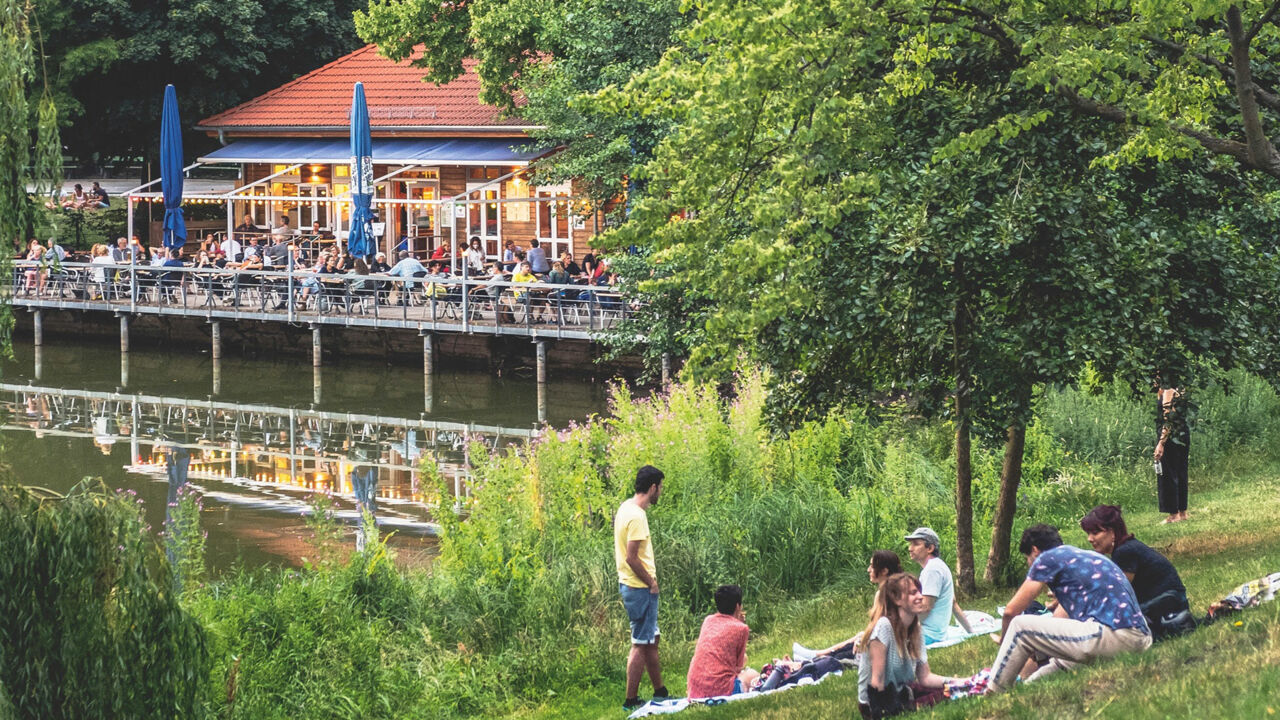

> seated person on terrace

[
  {"left": 234, "top": 214, "right": 259, "bottom": 235},
  {"left": 242, "top": 236, "right": 263, "bottom": 260},
  {"left": 61, "top": 184, "right": 91, "bottom": 209},
  {"left": 560, "top": 251, "right": 583, "bottom": 278},
  {"left": 221, "top": 233, "right": 242, "bottom": 262},
  {"left": 546, "top": 261, "right": 572, "bottom": 286},
  {"left": 797, "top": 550, "right": 902, "bottom": 662},
  {"left": 387, "top": 251, "right": 429, "bottom": 293},
  {"left": 430, "top": 240, "right": 452, "bottom": 261},
  {"left": 986, "top": 524, "right": 1152, "bottom": 694},
  {"left": 369, "top": 252, "right": 391, "bottom": 274},
  {"left": 510, "top": 261, "right": 537, "bottom": 300},
  {"left": 296, "top": 251, "right": 331, "bottom": 302},
  {"left": 271, "top": 216, "right": 293, "bottom": 237},
  {"left": 1080, "top": 505, "right": 1192, "bottom": 640},
  {"left": 527, "top": 238, "right": 550, "bottom": 274},
  {"left": 426, "top": 261, "right": 456, "bottom": 297},
  {"left": 687, "top": 585, "right": 759, "bottom": 699},
  {"left": 90, "top": 182, "right": 110, "bottom": 209},
  {"left": 309, "top": 221, "right": 332, "bottom": 240}
]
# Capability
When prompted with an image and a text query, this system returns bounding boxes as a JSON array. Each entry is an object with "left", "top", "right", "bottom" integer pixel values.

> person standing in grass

[
  {"left": 987, "top": 524, "right": 1152, "bottom": 694},
  {"left": 686, "top": 585, "right": 759, "bottom": 699},
  {"left": 615, "top": 465, "right": 669, "bottom": 710},
  {"left": 904, "top": 527, "right": 974, "bottom": 644},
  {"left": 1154, "top": 378, "right": 1191, "bottom": 523}
]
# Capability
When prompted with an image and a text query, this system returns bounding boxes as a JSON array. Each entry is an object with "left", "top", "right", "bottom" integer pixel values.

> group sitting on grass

[{"left": 619, "top": 464, "right": 1202, "bottom": 718}]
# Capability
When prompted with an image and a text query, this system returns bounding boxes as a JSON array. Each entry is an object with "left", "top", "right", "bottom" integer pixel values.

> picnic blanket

[
  {"left": 1208, "top": 571, "right": 1280, "bottom": 621},
  {"left": 925, "top": 610, "right": 1000, "bottom": 649},
  {"left": 626, "top": 669, "right": 842, "bottom": 718}
]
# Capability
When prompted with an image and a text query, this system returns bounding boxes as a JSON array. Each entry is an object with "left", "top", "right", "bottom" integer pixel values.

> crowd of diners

[{"left": 13, "top": 215, "right": 621, "bottom": 320}]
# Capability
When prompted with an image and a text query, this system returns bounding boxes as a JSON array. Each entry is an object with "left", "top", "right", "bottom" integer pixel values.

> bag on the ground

[
  {"left": 1142, "top": 589, "right": 1196, "bottom": 640},
  {"left": 866, "top": 683, "right": 912, "bottom": 719}
]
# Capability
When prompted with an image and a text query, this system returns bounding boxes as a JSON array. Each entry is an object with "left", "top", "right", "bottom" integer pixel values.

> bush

[{"left": 0, "top": 480, "right": 210, "bottom": 719}]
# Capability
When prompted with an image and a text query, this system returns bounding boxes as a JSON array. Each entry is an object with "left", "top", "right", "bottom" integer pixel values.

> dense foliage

[
  {"left": 0, "top": 481, "right": 210, "bottom": 719},
  {"left": 163, "top": 368, "right": 1279, "bottom": 718},
  {"left": 356, "top": 0, "right": 685, "bottom": 217},
  {"left": 32, "top": 0, "right": 368, "bottom": 167}
]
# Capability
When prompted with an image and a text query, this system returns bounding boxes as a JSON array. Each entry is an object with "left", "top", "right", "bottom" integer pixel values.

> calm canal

[{"left": 0, "top": 341, "right": 611, "bottom": 570}]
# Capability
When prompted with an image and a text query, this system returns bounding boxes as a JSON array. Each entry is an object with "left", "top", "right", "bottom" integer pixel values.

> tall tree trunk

[
  {"left": 985, "top": 386, "right": 1032, "bottom": 583},
  {"left": 952, "top": 265, "right": 976, "bottom": 595}
]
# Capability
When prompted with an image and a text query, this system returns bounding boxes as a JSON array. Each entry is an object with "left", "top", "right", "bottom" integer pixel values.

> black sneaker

[
  {"left": 622, "top": 697, "right": 646, "bottom": 711},
  {"left": 653, "top": 686, "right": 671, "bottom": 701}
]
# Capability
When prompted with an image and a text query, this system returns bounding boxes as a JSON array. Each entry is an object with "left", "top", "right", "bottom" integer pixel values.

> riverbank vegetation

[{"left": 5, "top": 365, "right": 1279, "bottom": 718}]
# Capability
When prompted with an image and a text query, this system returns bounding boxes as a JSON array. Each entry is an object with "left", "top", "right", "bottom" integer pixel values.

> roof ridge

[
  {"left": 196, "top": 46, "right": 512, "bottom": 130},
  {"left": 200, "top": 45, "right": 380, "bottom": 127}
]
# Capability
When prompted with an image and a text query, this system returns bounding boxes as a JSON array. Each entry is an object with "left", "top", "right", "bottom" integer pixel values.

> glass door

[
  {"left": 298, "top": 184, "right": 330, "bottom": 230},
  {"left": 536, "top": 186, "right": 572, "bottom": 260},
  {"left": 466, "top": 183, "right": 501, "bottom": 257}
]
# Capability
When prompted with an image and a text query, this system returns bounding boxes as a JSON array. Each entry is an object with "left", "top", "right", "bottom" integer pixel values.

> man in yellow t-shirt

[{"left": 615, "top": 465, "right": 668, "bottom": 711}]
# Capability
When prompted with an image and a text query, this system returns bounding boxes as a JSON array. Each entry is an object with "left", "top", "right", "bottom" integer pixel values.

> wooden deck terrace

[{"left": 10, "top": 261, "right": 638, "bottom": 343}]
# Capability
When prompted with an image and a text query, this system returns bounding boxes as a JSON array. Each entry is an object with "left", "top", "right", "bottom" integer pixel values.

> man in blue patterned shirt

[{"left": 987, "top": 524, "right": 1152, "bottom": 693}]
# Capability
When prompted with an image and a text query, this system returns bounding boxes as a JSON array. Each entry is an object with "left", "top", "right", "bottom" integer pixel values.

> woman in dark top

[
  {"left": 1081, "top": 505, "right": 1190, "bottom": 638},
  {"left": 1154, "top": 380, "right": 1191, "bottom": 523}
]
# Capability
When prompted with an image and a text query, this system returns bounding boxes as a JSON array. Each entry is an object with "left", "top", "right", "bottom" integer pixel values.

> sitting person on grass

[
  {"left": 795, "top": 550, "right": 902, "bottom": 662},
  {"left": 686, "top": 585, "right": 759, "bottom": 699},
  {"left": 858, "top": 573, "right": 959, "bottom": 719},
  {"left": 1080, "top": 505, "right": 1193, "bottom": 639},
  {"left": 905, "top": 527, "right": 974, "bottom": 644},
  {"left": 987, "top": 524, "right": 1151, "bottom": 694}
]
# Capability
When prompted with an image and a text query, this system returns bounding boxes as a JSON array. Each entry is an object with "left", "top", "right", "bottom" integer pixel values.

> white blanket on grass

[
  {"left": 925, "top": 610, "right": 999, "bottom": 650},
  {"left": 626, "top": 669, "right": 842, "bottom": 718}
]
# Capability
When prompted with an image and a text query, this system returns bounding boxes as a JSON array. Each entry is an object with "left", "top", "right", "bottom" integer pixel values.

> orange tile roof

[{"left": 197, "top": 45, "right": 532, "bottom": 133}]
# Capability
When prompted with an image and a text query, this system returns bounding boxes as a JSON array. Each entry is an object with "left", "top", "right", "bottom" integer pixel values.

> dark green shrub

[{"left": 0, "top": 480, "right": 209, "bottom": 719}]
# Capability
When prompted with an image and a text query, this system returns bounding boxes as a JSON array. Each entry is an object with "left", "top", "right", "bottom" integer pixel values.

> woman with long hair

[
  {"left": 858, "top": 573, "right": 955, "bottom": 719},
  {"left": 797, "top": 551, "right": 902, "bottom": 661}
]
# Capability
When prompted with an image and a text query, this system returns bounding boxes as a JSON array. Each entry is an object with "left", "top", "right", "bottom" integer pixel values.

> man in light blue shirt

[
  {"left": 905, "top": 527, "right": 974, "bottom": 644},
  {"left": 387, "top": 251, "right": 428, "bottom": 292}
]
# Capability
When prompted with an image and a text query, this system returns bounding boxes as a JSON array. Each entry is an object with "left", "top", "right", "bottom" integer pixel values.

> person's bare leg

[
  {"left": 644, "top": 640, "right": 664, "bottom": 693},
  {"left": 626, "top": 644, "right": 645, "bottom": 700}
]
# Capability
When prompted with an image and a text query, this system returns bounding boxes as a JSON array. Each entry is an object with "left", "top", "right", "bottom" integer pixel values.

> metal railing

[{"left": 11, "top": 260, "right": 640, "bottom": 340}]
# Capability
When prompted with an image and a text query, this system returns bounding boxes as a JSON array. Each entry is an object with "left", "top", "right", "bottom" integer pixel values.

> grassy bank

[
  {"left": 515, "top": 463, "right": 1280, "bottom": 719},
  {"left": 5, "top": 368, "right": 1279, "bottom": 718}
]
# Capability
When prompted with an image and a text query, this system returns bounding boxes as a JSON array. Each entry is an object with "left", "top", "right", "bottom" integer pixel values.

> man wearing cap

[{"left": 905, "top": 527, "right": 974, "bottom": 645}]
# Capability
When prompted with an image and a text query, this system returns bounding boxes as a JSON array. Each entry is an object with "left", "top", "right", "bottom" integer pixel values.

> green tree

[
  {"left": 356, "top": 0, "right": 686, "bottom": 222},
  {"left": 604, "top": 0, "right": 1280, "bottom": 586},
  {"left": 1, "top": 0, "right": 60, "bottom": 346},
  {"left": 886, "top": 0, "right": 1280, "bottom": 181},
  {"left": 32, "top": 0, "right": 367, "bottom": 168}
]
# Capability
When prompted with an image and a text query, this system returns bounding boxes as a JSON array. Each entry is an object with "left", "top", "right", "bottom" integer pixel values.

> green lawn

[{"left": 508, "top": 470, "right": 1280, "bottom": 720}]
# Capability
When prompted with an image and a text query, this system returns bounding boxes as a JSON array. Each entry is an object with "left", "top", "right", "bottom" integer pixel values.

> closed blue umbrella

[
  {"left": 160, "top": 84, "right": 187, "bottom": 250},
  {"left": 347, "top": 82, "right": 376, "bottom": 259}
]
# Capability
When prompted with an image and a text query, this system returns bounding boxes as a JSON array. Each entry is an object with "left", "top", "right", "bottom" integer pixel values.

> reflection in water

[
  {"left": 1, "top": 381, "right": 539, "bottom": 568},
  {"left": 0, "top": 340, "right": 612, "bottom": 569}
]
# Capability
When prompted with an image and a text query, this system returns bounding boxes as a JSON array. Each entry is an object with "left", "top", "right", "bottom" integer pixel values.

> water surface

[{"left": 1, "top": 341, "right": 611, "bottom": 570}]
